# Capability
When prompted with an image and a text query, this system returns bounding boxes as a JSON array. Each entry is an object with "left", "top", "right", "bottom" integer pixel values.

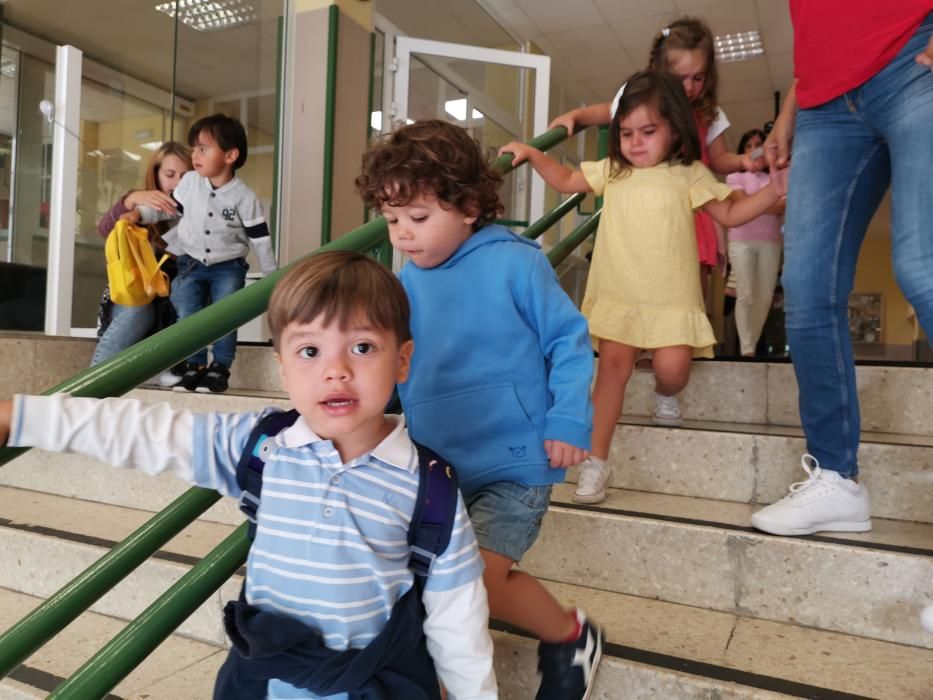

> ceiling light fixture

[
  {"left": 714, "top": 31, "right": 763, "bottom": 63},
  {"left": 155, "top": 0, "right": 257, "bottom": 33}
]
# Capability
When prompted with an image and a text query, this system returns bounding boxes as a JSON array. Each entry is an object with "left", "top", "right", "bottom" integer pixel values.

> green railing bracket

[{"left": 320, "top": 3, "right": 340, "bottom": 245}]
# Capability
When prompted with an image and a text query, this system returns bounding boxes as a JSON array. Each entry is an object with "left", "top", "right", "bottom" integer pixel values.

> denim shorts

[{"left": 464, "top": 480, "right": 552, "bottom": 563}]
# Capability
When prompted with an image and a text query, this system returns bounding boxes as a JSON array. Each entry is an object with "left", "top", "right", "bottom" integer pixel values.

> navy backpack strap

[
  {"left": 408, "top": 441, "right": 460, "bottom": 581},
  {"left": 235, "top": 408, "right": 301, "bottom": 540}
]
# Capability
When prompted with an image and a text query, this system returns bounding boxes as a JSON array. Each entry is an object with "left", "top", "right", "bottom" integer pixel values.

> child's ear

[
  {"left": 461, "top": 201, "right": 480, "bottom": 227},
  {"left": 395, "top": 340, "right": 414, "bottom": 383},
  {"left": 224, "top": 148, "right": 240, "bottom": 166}
]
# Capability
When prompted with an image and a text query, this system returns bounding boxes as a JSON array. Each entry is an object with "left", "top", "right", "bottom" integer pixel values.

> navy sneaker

[
  {"left": 536, "top": 610, "right": 603, "bottom": 700},
  {"left": 173, "top": 363, "right": 207, "bottom": 392},
  {"left": 195, "top": 362, "right": 230, "bottom": 393}
]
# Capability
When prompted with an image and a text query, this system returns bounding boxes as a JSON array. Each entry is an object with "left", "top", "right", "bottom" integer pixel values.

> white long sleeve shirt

[{"left": 9, "top": 394, "right": 497, "bottom": 699}]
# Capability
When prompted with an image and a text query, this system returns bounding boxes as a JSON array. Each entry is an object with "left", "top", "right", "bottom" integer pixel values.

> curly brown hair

[
  {"left": 647, "top": 17, "right": 719, "bottom": 127},
  {"left": 355, "top": 120, "right": 503, "bottom": 229}
]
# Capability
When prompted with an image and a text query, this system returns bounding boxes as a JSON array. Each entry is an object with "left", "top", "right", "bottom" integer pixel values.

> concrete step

[
  {"left": 4, "top": 508, "right": 931, "bottom": 700},
  {"left": 3, "top": 482, "right": 932, "bottom": 655},
  {"left": 4, "top": 389, "right": 931, "bottom": 529},
  {"left": 571, "top": 417, "right": 933, "bottom": 524},
  {"left": 623, "top": 359, "right": 933, "bottom": 438},
  {"left": 0, "top": 588, "right": 224, "bottom": 699},
  {"left": 524, "top": 484, "right": 933, "bottom": 650},
  {"left": 0, "top": 334, "right": 277, "bottom": 398},
  {"left": 6, "top": 332, "right": 933, "bottom": 438}
]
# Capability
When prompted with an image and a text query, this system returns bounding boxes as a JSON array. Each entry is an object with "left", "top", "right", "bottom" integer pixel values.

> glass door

[{"left": 392, "top": 36, "right": 551, "bottom": 225}]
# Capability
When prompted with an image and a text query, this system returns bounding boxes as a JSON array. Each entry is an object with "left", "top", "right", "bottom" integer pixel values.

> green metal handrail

[
  {"left": 521, "top": 193, "right": 586, "bottom": 241},
  {"left": 0, "top": 125, "right": 586, "bottom": 688},
  {"left": 0, "top": 487, "right": 220, "bottom": 679},
  {"left": 548, "top": 210, "right": 600, "bottom": 267},
  {"left": 47, "top": 523, "right": 251, "bottom": 700}
]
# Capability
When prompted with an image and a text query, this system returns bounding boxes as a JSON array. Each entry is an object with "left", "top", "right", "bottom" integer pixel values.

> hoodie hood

[{"left": 438, "top": 224, "right": 540, "bottom": 269}]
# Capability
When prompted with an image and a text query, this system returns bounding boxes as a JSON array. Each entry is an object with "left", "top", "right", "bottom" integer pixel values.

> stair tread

[
  {"left": 0, "top": 486, "right": 236, "bottom": 563},
  {"left": 0, "top": 588, "right": 224, "bottom": 699},
  {"left": 551, "top": 483, "right": 933, "bottom": 554},
  {"left": 524, "top": 578, "right": 933, "bottom": 699}
]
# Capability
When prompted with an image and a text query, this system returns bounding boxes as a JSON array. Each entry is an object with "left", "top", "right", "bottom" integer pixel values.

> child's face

[
  {"left": 666, "top": 48, "right": 707, "bottom": 104},
  {"left": 157, "top": 154, "right": 190, "bottom": 195},
  {"left": 618, "top": 105, "right": 674, "bottom": 168},
  {"left": 382, "top": 191, "right": 477, "bottom": 269},
  {"left": 743, "top": 133, "right": 764, "bottom": 154},
  {"left": 275, "top": 314, "right": 413, "bottom": 456},
  {"left": 191, "top": 131, "right": 237, "bottom": 180}
]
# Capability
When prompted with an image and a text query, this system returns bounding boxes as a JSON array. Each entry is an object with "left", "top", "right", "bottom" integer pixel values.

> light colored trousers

[{"left": 728, "top": 239, "right": 782, "bottom": 355}]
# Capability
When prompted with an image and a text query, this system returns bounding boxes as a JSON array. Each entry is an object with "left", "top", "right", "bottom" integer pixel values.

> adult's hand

[
  {"left": 124, "top": 190, "right": 177, "bottom": 216},
  {"left": 764, "top": 110, "right": 795, "bottom": 171},
  {"left": 916, "top": 33, "right": 933, "bottom": 67}
]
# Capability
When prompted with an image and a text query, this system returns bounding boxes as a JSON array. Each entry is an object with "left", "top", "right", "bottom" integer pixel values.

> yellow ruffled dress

[{"left": 580, "top": 158, "right": 734, "bottom": 358}]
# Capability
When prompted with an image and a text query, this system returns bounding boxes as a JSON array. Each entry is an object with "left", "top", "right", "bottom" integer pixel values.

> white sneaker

[
  {"left": 574, "top": 456, "right": 612, "bottom": 504},
  {"left": 156, "top": 370, "right": 183, "bottom": 387},
  {"left": 921, "top": 605, "right": 933, "bottom": 633},
  {"left": 751, "top": 454, "right": 871, "bottom": 536},
  {"left": 652, "top": 392, "right": 682, "bottom": 427}
]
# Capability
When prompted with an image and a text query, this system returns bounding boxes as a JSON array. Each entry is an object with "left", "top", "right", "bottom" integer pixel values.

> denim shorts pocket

[{"left": 234, "top": 257, "right": 250, "bottom": 272}]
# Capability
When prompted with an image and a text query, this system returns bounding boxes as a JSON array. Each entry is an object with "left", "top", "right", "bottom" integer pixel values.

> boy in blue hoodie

[{"left": 356, "top": 119, "right": 602, "bottom": 700}]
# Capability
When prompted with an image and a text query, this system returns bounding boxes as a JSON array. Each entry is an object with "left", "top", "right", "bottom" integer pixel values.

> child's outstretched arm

[
  {"left": 498, "top": 142, "right": 592, "bottom": 194},
  {"left": 707, "top": 135, "right": 765, "bottom": 175},
  {"left": 703, "top": 167, "right": 788, "bottom": 229},
  {"left": 4, "top": 394, "right": 269, "bottom": 498},
  {"left": 548, "top": 102, "right": 612, "bottom": 135}
]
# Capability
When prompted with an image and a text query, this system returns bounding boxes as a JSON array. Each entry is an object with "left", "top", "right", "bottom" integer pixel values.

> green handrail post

[
  {"left": 320, "top": 3, "right": 340, "bottom": 244},
  {"left": 47, "top": 524, "right": 251, "bottom": 700},
  {"left": 594, "top": 125, "right": 609, "bottom": 211},
  {"left": 0, "top": 487, "right": 220, "bottom": 679},
  {"left": 521, "top": 193, "right": 585, "bottom": 241},
  {"left": 546, "top": 211, "right": 601, "bottom": 268}
]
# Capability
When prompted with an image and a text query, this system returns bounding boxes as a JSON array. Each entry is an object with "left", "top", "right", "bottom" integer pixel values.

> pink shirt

[{"left": 726, "top": 171, "right": 782, "bottom": 242}]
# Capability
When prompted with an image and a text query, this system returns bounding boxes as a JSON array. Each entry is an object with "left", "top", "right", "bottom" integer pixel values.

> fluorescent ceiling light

[
  {"left": 714, "top": 31, "right": 763, "bottom": 63},
  {"left": 122, "top": 149, "right": 142, "bottom": 161},
  {"left": 140, "top": 141, "right": 164, "bottom": 151},
  {"left": 444, "top": 99, "right": 484, "bottom": 122},
  {"left": 155, "top": 0, "right": 257, "bottom": 33}
]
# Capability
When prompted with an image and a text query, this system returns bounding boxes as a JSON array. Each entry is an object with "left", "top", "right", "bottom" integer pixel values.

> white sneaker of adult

[
  {"left": 652, "top": 392, "right": 682, "bottom": 427},
  {"left": 751, "top": 454, "right": 872, "bottom": 536},
  {"left": 574, "top": 456, "right": 612, "bottom": 505}
]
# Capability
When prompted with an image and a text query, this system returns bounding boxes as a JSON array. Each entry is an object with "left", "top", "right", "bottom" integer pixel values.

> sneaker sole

[
  {"left": 652, "top": 415, "right": 683, "bottom": 427},
  {"left": 194, "top": 386, "right": 227, "bottom": 393},
  {"left": 172, "top": 385, "right": 197, "bottom": 393},
  {"left": 582, "top": 631, "right": 604, "bottom": 700},
  {"left": 572, "top": 490, "right": 608, "bottom": 505},
  {"left": 750, "top": 516, "right": 872, "bottom": 537}
]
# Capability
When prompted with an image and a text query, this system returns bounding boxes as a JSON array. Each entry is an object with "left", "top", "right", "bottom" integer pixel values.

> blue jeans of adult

[
  {"left": 170, "top": 254, "right": 247, "bottom": 367},
  {"left": 783, "top": 14, "right": 933, "bottom": 478},
  {"left": 90, "top": 302, "right": 155, "bottom": 366}
]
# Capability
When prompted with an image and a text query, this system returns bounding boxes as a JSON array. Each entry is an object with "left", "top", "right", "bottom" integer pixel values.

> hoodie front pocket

[{"left": 405, "top": 381, "right": 545, "bottom": 470}]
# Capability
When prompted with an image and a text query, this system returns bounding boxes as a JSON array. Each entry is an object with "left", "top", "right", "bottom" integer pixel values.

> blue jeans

[
  {"left": 91, "top": 302, "right": 156, "bottom": 366},
  {"left": 783, "top": 15, "right": 933, "bottom": 477},
  {"left": 464, "top": 480, "right": 552, "bottom": 562},
  {"left": 170, "top": 255, "right": 247, "bottom": 367}
]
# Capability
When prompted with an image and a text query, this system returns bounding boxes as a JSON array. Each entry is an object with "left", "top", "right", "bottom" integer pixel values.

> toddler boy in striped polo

[{"left": 0, "top": 251, "right": 496, "bottom": 699}]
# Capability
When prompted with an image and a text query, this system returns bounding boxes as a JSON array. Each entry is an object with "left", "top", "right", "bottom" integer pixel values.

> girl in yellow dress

[{"left": 499, "top": 70, "right": 787, "bottom": 505}]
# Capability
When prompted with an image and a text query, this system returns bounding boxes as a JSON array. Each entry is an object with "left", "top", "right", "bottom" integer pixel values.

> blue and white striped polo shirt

[{"left": 193, "top": 410, "right": 484, "bottom": 648}]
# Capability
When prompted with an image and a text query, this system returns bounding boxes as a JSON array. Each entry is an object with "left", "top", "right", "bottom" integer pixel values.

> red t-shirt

[{"left": 791, "top": 0, "right": 933, "bottom": 108}]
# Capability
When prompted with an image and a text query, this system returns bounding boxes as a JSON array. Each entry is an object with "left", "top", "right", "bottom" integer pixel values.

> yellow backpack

[{"left": 105, "top": 220, "right": 171, "bottom": 306}]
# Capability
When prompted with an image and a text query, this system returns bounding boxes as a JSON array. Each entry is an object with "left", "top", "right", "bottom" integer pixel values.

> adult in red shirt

[{"left": 752, "top": 3, "right": 933, "bottom": 537}]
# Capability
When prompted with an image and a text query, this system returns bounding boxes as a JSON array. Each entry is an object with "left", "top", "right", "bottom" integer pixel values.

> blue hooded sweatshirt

[{"left": 398, "top": 224, "right": 593, "bottom": 496}]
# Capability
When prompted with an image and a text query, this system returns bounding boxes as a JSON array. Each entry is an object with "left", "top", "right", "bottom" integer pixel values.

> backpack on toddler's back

[{"left": 105, "top": 220, "right": 170, "bottom": 306}]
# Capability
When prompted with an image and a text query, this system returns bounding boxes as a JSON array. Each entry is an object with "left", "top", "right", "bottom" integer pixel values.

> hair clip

[{"left": 661, "top": 27, "right": 671, "bottom": 37}]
